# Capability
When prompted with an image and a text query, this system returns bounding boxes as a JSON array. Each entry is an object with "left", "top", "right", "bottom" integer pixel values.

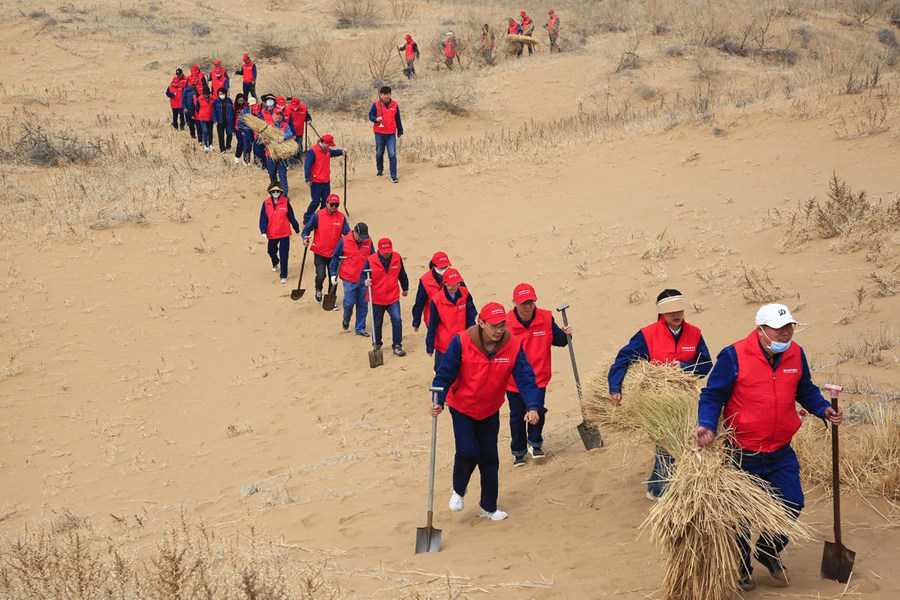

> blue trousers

[
  {"left": 197, "top": 120, "right": 212, "bottom": 147},
  {"left": 372, "top": 301, "right": 402, "bottom": 348},
  {"left": 242, "top": 82, "right": 256, "bottom": 99},
  {"left": 266, "top": 158, "right": 289, "bottom": 196},
  {"left": 647, "top": 445, "right": 676, "bottom": 497},
  {"left": 449, "top": 406, "right": 500, "bottom": 513},
  {"left": 506, "top": 389, "right": 547, "bottom": 457},
  {"left": 304, "top": 181, "right": 331, "bottom": 223},
  {"left": 267, "top": 236, "right": 290, "bottom": 279},
  {"left": 375, "top": 133, "right": 397, "bottom": 179},
  {"left": 342, "top": 280, "right": 368, "bottom": 334},
  {"left": 235, "top": 130, "right": 253, "bottom": 162},
  {"left": 733, "top": 444, "right": 804, "bottom": 576}
]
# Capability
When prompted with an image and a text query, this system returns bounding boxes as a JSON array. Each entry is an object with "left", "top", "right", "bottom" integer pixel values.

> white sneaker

[
  {"left": 646, "top": 491, "right": 661, "bottom": 502},
  {"left": 449, "top": 491, "right": 464, "bottom": 512},
  {"left": 280, "top": 278, "right": 287, "bottom": 284},
  {"left": 478, "top": 508, "right": 508, "bottom": 521},
  {"left": 234, "top": 157, "right": 240, "bottom": 164}
]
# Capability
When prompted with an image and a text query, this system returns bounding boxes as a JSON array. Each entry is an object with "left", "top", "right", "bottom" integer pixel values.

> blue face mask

[{"left": 760, "top": 327, "right": 791, "bottom": 353}]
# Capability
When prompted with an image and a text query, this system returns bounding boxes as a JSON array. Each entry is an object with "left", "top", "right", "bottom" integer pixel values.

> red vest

[
  {"left": 444, "top": 39, "right": 456, "bottom": 58},
  {"left": 195, "top": 95, "right": 213, "bottom": 121},
  {"left": 310, "top": 144, "right": 332, "bottom": 183},
  {"left": 264, "top": 121, "right": 287, "bottom": 158},
  {"left": 725, "top": 331, "right": 804, "bottom": 453},
  {"left": 242, "top": 62, "right": 255, "bottom": 83},
  {"left": 432, "top": 287, "right": 470, "bottom": 353},
  {"left": 310, "top": 209, "right": 346, "bottom": 258},
  {"left": 285, "top": 103, "right": 308, "bottom": 133},
  {"left": 370, "top": 252, "right": 402, "bottom": 305},
  {"left": 508, "top": 23, "right": 519, "bottom": 34},
  {"left": 506, "top": 308, "right": 553, "bottom": 391},
  {"left": 373, "top": 100, "right": 399, "bottom": 134},
  {"left": 187, "top": 72, "right": 204, "bottom": 92},
  {"left": 264, "top": 196, "right": 293, "bottom": 239},
  {"left": 547, "top": 15, "right": 559, "bottom": 33},
  {"left": 640, "top": 317, "right": 701, "bottom": 365},
  {"left": 261, "top": 107, "right": 275, "bottom": 125},
  {"left": 404, "top": 40, "right": 417, "bottom": 60},
  {"left": 338, "top": 234, "right": 372, "bottom": 283},
  {"left": 521, "top": 16, "right": 534, "bottom": 33},
  {"left": 168, "top": 78, "right": 186, "bottom": 108},
  {"left": 447, "top": 328, "right": 521, "bottom": 420},
  {"left": 419, "top": 270, "right": 442, "bottom": 327},
  {"left": 210, "top": 67, "right": 227, "bottom": 93}
]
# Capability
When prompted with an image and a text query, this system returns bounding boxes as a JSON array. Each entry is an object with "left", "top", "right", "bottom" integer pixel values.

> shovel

[
  {"left": 556, "top": 304, "right": 603, "bottom": 450},
  {"left": 416, "top": 386, "right": 444, "bottom": 553},
  {"left": 342, "top": 154, "right": 350, "bottom": 217},
  {"left": 364, "top": 269, "right": 384, "bottom": 368},
  {"left": 821, "top": 384, "right": 855, "bottom": 583},
  {"left": 322, "top": 256, "right": 344, "bottom": 312},
  {"left": 289, "top": 244, "right": 309, "bottom": 301}
]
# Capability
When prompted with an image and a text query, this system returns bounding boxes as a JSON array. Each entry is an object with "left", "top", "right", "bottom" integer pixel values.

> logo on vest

[
  {"left": 782, "top": 368, "right": 798, "bottom": 374},
  {"left": 532, "top": 330, "right": 547, "bottom": 336},
  {"left": 681, "top": 345, "right": 696, "bottom": 351},
  {"left": 493, "top": 357, "right": 510, "bottom": 363}
]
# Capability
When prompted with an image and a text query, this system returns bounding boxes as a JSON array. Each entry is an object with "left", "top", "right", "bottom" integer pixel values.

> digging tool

[
  {"left": 342, "top": 154, "right": 350, "bottom": 217},
  {"left": 396, "top": 47, "right": 410, "bottom": 78},
  {"left": 821, "top": 384, "right": 855, "bottom": 583},
  {"left": 290, "top": 245, "right": 309, "bottom": 301},
  {"left": 307, "top": 120, "right": 321, "bottom": 140},
  {"left": 364, "top": 269, "right": 384, "bottom": 368},
  {"left": 556, "top": 304, "right": 603, "bottom": 450},
  {"left": 303, "top": 121, "right": 308, "bottom": 155},
  {"left": 416, "top": 386, "right": 444, "bottom": 554},
  {"left": 322, "top": 256, "right": 344, "bottom": 312}
]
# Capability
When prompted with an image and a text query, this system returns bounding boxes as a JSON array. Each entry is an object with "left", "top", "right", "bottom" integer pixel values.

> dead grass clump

[
  {"left": 255, "top": 34, "right": 296, "bottom": 62},
  {"left": 845, "top": 0, "right": 890, "bottom": 24},
  {"left": 1, "top": 118, "right": 103, "bottom": 167},
  {"left": 736, "top": 263, "right": 782, "bottom": 303},
  {"left": 836, "top": 327, "right": 900, "bottom": 365},
  {"left": 189, "top": 22, "right": 211, "bottom": 37},
  {"left": 842, "top": 64, "right": 881, "bottom": 94},
  {"left": 333, "top": 0, "right": 378, "bottom": 28},
  {"left": 641, "top": 229, "right": 680, "bottom": 261},
  {"left": 286, "top": 31, "right": 370, "bottom": 113},
  {"left": 870, "top": 267, "right": 900, "bottom": 297}
]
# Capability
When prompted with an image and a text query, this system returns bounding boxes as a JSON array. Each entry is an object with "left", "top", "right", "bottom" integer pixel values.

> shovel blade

[
  {"left": 290, "top": 289, "right": 305, "bottom": 301},
  {"left": 577, "top": 420, "right": 603, "bottom": 450},
  {"left": 322, "top": 293, "right": 336, "bottom": 311},
  {"left": 821, "top": 541, "right": 855, "bottom": 583},
  {"left": 415, "top": 526, "right": 442, "bottom": 554},
  {"left": 368, "top": 348, "right": 384, "bottom": 368}
]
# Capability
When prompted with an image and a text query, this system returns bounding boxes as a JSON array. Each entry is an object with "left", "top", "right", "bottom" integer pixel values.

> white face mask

[
  {"left": 266, "top": 99, "right": 275, "bottom": 108},
  {"left": 271, "top": 191, "right": 281, "bottom": 198},
  {"left": 435, "top": 267, "right": 448, "bottom": 275}
]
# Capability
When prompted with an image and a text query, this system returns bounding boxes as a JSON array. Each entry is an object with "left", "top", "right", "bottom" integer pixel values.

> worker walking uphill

[
  {"left": 519, "top": 11, "right": 535, "bottom": 55},
  {"left": 258, "top": 182, "right": 301, "bottom": 284},
  {"left": 182, "top": 80, "right": 197, "bottom": 139},
  {"left": 364, "top": 238, "right": 410, "bottom": 356},
  {"left": 431, "top": 302, "right": 543, "bottom": 521},
  {"left": 194, "top": 86, "right": 214, "bottom": 151},
  {"left": 186, "top": 64, "right": 206, "bottom": 95},
  {"left": 166, "top": 68, "right": 187, "bottom": 130},
  {"left": 369, "top": 86, "right": 404, "bottom": 183},
  {"left": 301, "top": 194, "right": 349, "bottom": 303},
  {"left": 284, "top": 97, "right": 310, "bottom": 162},
  {"left": 480, "top": 25, "right": 496, "bottom": 63},
  {"left": 330, "top": 223, "right": 374, "bottom": 336},
  {"left": 441, "top": 32, "right": 458, "bottom": 69},
  {"left": 426, "top": 268, "right": 476, "bottom": 371},
  {"left": 235, "top": 54, "right": 257, "bottom": 99},
  {"left": 505, "top": 283, "right": 572, "bottom": 466},
  {"left": 399, "top": 34, "right": 420, "bottom": 78},
  {"left": 209, "top": 59, "right": 229, "bottom": 96},
  {"left": 212, "top": 88, "right": 234, "bottom": 153},
  {"left": 695, "top": 304, "right": 844, "bottom": 591},
  {"left": 544, "top": 9, "right": 561, "bottom": 52},
  {"left": 411, "top": 251, "right": 454, "bottom": 332},
  {"left": 303, "top": 134, "right": 347, "bottom": 225}
]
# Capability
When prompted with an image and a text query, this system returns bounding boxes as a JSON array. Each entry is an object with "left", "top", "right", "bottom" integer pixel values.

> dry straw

[{"left": 240, "top": 114, "right": 298, "bottom": 160}]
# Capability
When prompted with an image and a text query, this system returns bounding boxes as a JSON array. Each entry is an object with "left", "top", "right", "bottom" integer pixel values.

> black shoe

[
  {"left": 391, "top": 178, "right": 399, "bottom": 183},
  {"left": 513, "top": 455, "right": 526, "bottom": 467},
  {"left": 374, "top": 342, "right": 383, "bottom": 349},
  {"left": 376, "top": 172, "right": 383, "bottom": 177},
  {"left": 341, "top": 319, "right": 349, "bottom": 331},
  {"left": 754, "top": 551, "right": 788, "bottom": 585},
  {"left": 528, "top": 446, "right": 545, "bottom": 460},
  {"left": 392, "top": 346, "right": 406, "bottom": 357},
  {"left": 315, "top": 289, "right": 322, "bottom": 302},
  {"left": 355, "top": 331, "right": 370, "bottom": 337},
  {"left": 738, "top": 574, "right": 757, "bottom": 592}
]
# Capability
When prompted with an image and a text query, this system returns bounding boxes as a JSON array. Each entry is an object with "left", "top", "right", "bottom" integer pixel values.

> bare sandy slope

[{"left": 2, "top": 1, "right": 900, "bottom": 598}]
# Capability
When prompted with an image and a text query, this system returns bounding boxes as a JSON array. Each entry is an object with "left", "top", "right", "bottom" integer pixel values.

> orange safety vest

[
  {"left": 242, "top": 62, "right": 255, "bottom": 83},
  {"left": 444, "top": 39, "right": 456, "bottom": 58},
  {"left": 309, "top": 143, "right": 332, "bottom": 183},
  {"left": 404, "top": 40, "right": 417, "bottom": 60}
]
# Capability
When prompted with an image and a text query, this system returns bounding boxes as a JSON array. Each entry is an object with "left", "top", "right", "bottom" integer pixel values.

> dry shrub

[
  {"left": 836, "top": 327, "right": 900, "bottom": 365},
  {"left": 422, "top": 73, "right": 474, "bottom": 117},
  {"left": 286, "top": 31, "right": 371, "bottom": 113},
  {"left": 736, "top": 262, "right": 782, "bottom": 303},
  {"left": 0, "top": 117, "right": 103, "bottom": 167},
  {"left": 388, "top": 0, "right": 415, "bottom": 19},
  {"left": 333, "top": 0, "right": 378, "bottom": 28},
  {"left": 255, "top": 33, "right": 296, "bottom": 62},
  {"left": 641, "top": 229, "right": 680, "bottom": 261}
]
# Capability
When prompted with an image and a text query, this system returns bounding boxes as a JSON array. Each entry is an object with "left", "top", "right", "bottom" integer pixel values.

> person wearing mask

[
  {"left": 695, "top": 304, "right": 843, "bottom": 591},
  {"left": 399, "top": 34, "right": 419, "bottom": 78},
  {"left": 426, "top": 268, "right": 476, "bottom": 372},
  {"left": 303, "top": 134, "right": 348, "bottom": 225},
  {"left": 258, "top": 182, "right": 301, "bottom": 284},
  {"left": 235, "top": 54, "right": 257, "bottom": 99},
  {"left": 165, "top": 68, "right": 187, "bottom": 130},
  {"left": 329, "top": 223, "right": 375, "bottom": 336},
  {"left": 368, "top": 86, "right": 404, "bottom": 183},
  {"left": 212, "top": 88, "right": 234, "bottom": 153},
  {"left": 364, "top": 238, "right": 410, "bottom": 356},
  {"left": 263, "top": 109, "right": 294, "bottom": 195},
  {"left": 209, "top": 59, "right": 229, "bottom": 96},
  {"left": 186, "top": 64, "right": 206, "bottom": 95},
  {"left": 301, "top": 193, "right": 349, "bottom": 303},
  {"left": 194, "top": 85, "right": 215, "bottom": 151},
  {"left": 607, "top": 289, "right": 713, "bottom": 500},
  {"left": 411, "top": 251, "right": 453, "bottom": 332},
  {"left": 430, "top": 302, "right": 543, "bottom": 521},
  {"left": 260, "top": 94, "right": 276, "bottom": 125},
  {"left": 232, "top": 93, "right": 250, "bottom": 165}
]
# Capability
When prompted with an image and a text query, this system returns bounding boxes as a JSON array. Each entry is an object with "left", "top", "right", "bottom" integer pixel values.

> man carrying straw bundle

[{"left": 694, "top": 303, "right": 844, "bottom": 591}]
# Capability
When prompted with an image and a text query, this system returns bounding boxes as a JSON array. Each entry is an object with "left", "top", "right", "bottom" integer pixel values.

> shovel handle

[
  {"left": 427, "top": 387, "right": 443, "bottom": 515},
  {"left": 825, "top": 384, "right": 843, "bottom": 547},
  {"left": 556, "top": 304, "right": 584, "bottom": 405}
]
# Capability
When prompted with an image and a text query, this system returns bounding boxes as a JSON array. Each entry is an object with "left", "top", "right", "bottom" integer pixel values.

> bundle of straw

[{"left": 240, "top": 114, "right": 298, "bottom": 160}]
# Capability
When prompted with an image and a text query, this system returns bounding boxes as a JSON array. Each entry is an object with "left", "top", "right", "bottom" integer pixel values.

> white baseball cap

[{"left": 755, "top": 304, "right": 798, "bottom": 328}]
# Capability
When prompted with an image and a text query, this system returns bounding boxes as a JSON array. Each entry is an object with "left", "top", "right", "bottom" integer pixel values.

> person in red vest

[
  {"left": 426, "top": 268, "right": 476, "bottom": 372},
  {"left": 329, "top": 223, "right": 374, "bottom": 335},
  {"left": 411, "top": 251, "right": 455, "bottom": 332},
  {"left": 543, "top": 8, "right": 561, "bottom": 52},
  {"left": 194, "top": 85, "right": 215, "bottom": 151},
  {"left": 234, "top": 54, "right": 257, "bottom": 99},
  {"left": 695, "top": 304, "right": 843, "bottom": 592},
  {"left": 165, "top": 68, "right": 187, "bottom": 130},
  {"left": 301, "top": 193, "right": 350, "bottom": 303},
  {"left": 363, "top": 238, "right": 410, "bottom": 356},
  {"left": 519, "top": 10, "right": 535, "bottom": 55},
  {"left": 430, "top": 302, "right": 543, "bottom": 521},
  {"left": 368, "top": 85, "right": 404, "bottom": 183},
  {"left": 284, "top": 97, "right": 311, "bottom": 162},
  {"left": 506, "top": 18, "right": 523, "bottom": 57},
  {"left": 441, "top": 32, "right": 458, "bottom": 69},
  {"left": 504, "top": 283, "right": 572, "bottom": 466},
  {"left": 480, "top": 24, "right": 496, "bottom": 63},
  {"left": 303, "top": 134, "right": 347, "bottom": 225},
  {"left": 264, "top": 109, "right": 295, "bottom": 196},
  {"left": 607, "top": 288, "right": 712, "bottom": 500},
  {"left": 258, "top": 181, "right": 301, "bottom": 284},
  {"left": 209, "top": 59, "right": 229, "bottom": 96},
  {"left": 186, "top": 64, "right": 206, "bottom": 94},
  {"left": 398, "top": 34, "right": 419, "bottom": 78}
]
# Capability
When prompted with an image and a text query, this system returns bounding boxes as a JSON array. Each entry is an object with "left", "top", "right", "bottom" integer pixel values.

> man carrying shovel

[
  {"left": 694, "top": 303, "right": 843, "bottom": 592},
  {"left": 301, "top": 193, "right": 349, "bottom": 303},
  {"left": 329, "top": 223, "right": 374, "bottom": 336},
  {"left": 363, "top": 238, "right": 410, "bottom": 356}
]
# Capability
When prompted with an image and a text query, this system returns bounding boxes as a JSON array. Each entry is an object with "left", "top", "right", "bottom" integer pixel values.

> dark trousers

[
  {"left": 253, "top": 140, "right": 267, "bottom": 166},
  {"left": 733, "top": 444, "right": 804, "bottom": 577},
  {"left": 304, "top": 181, "right": 330, "bottom": 223},
  {"left": 372, "top": 301, "right": 402, "bottom": 348},
  {"left": 266, "top": 158, "right": 289, "bottom": 195},
  {"left": 267, "top": 236, "right": 290, "bottom": 279},
  {"left": 404, "top": 58, "right": 416, "bottom": 78},
  {"left": 449, "top": 407, "right": 500, "bottom": 513},
  {"left": 647, "top": 445, "right": 676, "bottom": 497},
  {"left": 185, "top": 114, "right": 196, "bottom": 138},
  {"left": 242, "top": 82, "right": 256, "bottom": 99},
  {"left": 291, "top": 135, "right": 305, "bottom": 164},
  {"left": 506, "top": 388, "right": 547, "bottom": 457},
  {"left": 313, "top": 252, "right": 332, "bottom": 292},
  {"left": 171, "top": 108, "right": 185, "bottom": 129},
  {"left": 374, "top": 132, "right": 397, "bottom": 179},
  {"left": 198, "top": 120, "right": 212, "bottom": 147},
  {"left": 216, "top": 123, "right": 232, "bottom": 152},
  {"left": 235, "top": 130, "right": 251, "bottom": 162}
]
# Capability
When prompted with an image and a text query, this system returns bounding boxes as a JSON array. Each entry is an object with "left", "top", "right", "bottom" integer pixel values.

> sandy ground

[{"left": 1, "top": 1, "right": 900, "bottom": 598}]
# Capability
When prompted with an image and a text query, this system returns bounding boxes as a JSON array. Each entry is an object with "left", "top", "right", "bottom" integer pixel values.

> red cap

[
  {"left": 479, "top": 302, "right": 507, "bottom": 324},
  {"left": 243, "top": 54, "right": 250, "bottom": 61},
  {"left": 214, "top": 59, "right": 221, "bottom": 66},
  {"left": 290, "top": 97, "right": 300, "bottom": 107},
  {"left": 442, "top": 268, "right": 462, "bottom": 286},
  {"left": 273, "top": 109, "right": 283, "bottom": 116},
  {"left": 321, "top": 134, "right": 335, "bottom": 146},
  {"left": 275, "top": 96, "right": 285, "bottom": 105},
  {"left": 251, "top": 104, "right": 261, "bottom": 114},
  {"left": 405, "top": 34, "right": 412, "bottom": 40},
  {"left": 520, "top": 10, "right": 527, "bottom": 16},
  {"left": 190, "top": 65, "right": 199, "bottom": 73},
  {"left": 378, "top": 238, "right": 393, "bottom": 253},
  {"left": 512, "top": 283, "right": 537, "bottom": 303},
  {"left": 431, "top": 252, "right": 451, "bottom": 268},
  {"left": 548, "top": 9, "right": 555, "bottom": 14},
  {"left": 326, "top": 193, "right": 340, "bottom": 205}
]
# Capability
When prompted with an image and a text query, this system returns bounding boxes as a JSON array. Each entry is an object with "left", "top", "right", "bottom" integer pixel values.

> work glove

[{"left": 330, "top": 275, "right": 338, "bottom": 285}]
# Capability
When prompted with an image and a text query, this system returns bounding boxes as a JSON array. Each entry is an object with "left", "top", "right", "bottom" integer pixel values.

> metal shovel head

[
  {"left": 368, "top": 347, "right": 384, "bottom": 368},
  {"left": 577, "top": 420, "right": 603, "bottom": 450},
  {"left": 322, "top": 289, "right": 336, "bottom": 311},
  {"left": 290, "top": 288, "right": 305, "bottom": 301},
  {"left": 821, "top": 541, "right": 855, "bottom": 583},
  {"left": 415, "top": 525, "right": 442, "bottom": 554}
]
